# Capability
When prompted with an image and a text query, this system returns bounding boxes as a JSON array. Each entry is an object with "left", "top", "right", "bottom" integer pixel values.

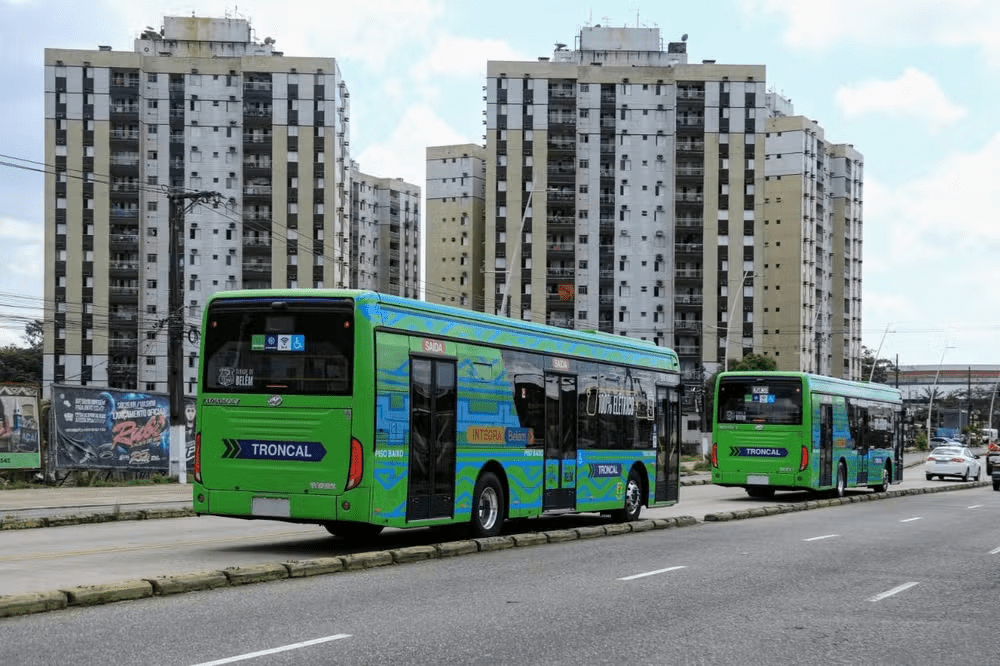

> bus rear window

[
  {"left": 202, "top": 299, "right": 354, "bottom": 395},
  {"left": 717, "top": 377, "right": 802, "bottom": 425}
]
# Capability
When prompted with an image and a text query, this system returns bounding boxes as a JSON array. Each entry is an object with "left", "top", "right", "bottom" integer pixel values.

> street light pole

[
  {"left": 868, "top": 323, "right": 894, "bottom": 383},
  {"left": 498, "top": 186, "right": 536, "bottom": 319},
  {"left": 724, "top": 270, "right": 753, "bottom": 372},
  {"left": 925, "top": 345, "right": 955, "bottom": 442}
]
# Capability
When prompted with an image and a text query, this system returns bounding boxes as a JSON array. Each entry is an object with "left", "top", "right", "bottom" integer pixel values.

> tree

[
  {"left": 860, "top": 345, "right": 896, "bottom": 384},
  {"left": 0, "top": 321, "right": 43, "bottom": 384},
  {"left": 729, "top": 353, "right": 777, "bottom": 372}
]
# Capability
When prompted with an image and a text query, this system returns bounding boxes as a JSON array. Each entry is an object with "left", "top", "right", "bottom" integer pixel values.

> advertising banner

[
  {"left": 0, "top": 385, "right": 41, "bottom": 470},
  {"left": 51, "top": 385, "right": 171, "bottom": 471}
]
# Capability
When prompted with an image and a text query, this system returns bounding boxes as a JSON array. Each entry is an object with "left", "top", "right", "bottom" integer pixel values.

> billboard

[
  {"left": 51, "top": 386, "right": 171, "bottom": 471},
  {"left": 0, "top": 385, "right": 41, "bottom": 470}
]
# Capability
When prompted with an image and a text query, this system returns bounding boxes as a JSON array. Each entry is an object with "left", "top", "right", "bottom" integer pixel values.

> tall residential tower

[{"left": 43, "top": 16, "right": 351, "bottom": 399}]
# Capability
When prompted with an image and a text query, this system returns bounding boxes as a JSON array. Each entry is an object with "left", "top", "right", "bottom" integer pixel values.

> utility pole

[
  {"left": 166, "top": 189, "right": 223, "bottom": 482},
  {"left": 166, "top": 190, "right": 222, "bottom": 420}
]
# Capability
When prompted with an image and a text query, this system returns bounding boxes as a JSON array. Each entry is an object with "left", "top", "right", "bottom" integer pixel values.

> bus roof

[
  {"left": 205, "top": 288, "right": 680, "bottom": 373},
  {"left": 717, "top": 371, "right": 902, "bottom": 403}
]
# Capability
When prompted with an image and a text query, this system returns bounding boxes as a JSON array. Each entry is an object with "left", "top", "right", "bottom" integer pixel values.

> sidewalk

[
  {"left": 0, "top": 484, "right": 193, "bottom": 525},
  {"left": 0, "top": 449, "right": 935, "bottom": 527}
]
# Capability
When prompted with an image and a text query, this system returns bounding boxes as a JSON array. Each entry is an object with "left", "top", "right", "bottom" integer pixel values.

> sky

[{"left": 1, "top": 0, "right": 999, "bottom": 368}]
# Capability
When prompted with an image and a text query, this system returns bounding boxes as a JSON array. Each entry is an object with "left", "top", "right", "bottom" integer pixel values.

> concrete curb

[
  {"left": 0, "top": 508, "right": 196, "bottom": 532},
  {"left": 0, "top": 514, "right": 699, "bottom": 619}
]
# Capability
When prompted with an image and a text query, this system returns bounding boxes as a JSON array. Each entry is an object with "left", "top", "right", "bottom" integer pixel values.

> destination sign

[
  {"left": 730, "top": 446, "right": 787, "bottom": 458},
  {"left": 222, "top": 438, "right": 327, "bottom": 462}
]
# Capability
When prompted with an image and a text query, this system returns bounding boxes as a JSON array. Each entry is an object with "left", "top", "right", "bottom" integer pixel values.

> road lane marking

[
  {"left": 803, "top": 534, "right": 839, "bottom": 542},
  {"left": 968, "top": 505, "right": 983, "bottom": 509},
  {"left": 618, "top": 566, "right": 686, "bottom": 581},
  {"left": 899, "top": 517, "right": 922, "bottom": 523},
  {"left": 990, "top": 546, "right": 1000, "bottom": 555},
  {"left": 869, "top": 582, "right": 919, "bottom": 602},
  {"left": 191, "top": 634, "right": 351, "bottom": 666}
]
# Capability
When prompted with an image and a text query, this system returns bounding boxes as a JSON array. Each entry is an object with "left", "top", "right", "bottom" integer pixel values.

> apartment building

[
  {"left": 349, "top": 163, "right": 422, "bottom": 297},
  {"left": 479, "top": 26, "right": 863, "bottom": 440},
  {"left": 42, "top": 16, "right": 351, "bottom": 400},
  {"left": 761, "top": 99, "right": 863, "bottom": 378},
  {"left": 425, "top": 145, "right": 487, "bottom": 310}
]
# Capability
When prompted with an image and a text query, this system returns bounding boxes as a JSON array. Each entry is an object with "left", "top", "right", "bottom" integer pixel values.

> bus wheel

[
  {"left": 835, "top": 462, "right": 847, "bottom": 498},
  {"left": 613, "top": 468, "right": 644, "bottom": 522},
  {"left": 323, "top": 521, "right": 384, "bottom": 541},
  {"left": 872, "top": 465, "right": 889, "bottom": 493},
  {"left": 471, "top": 472, "right": 505, "bottom": 538},
  {"left": 745, "top": 486, "right": 775, "bottom": 499}
]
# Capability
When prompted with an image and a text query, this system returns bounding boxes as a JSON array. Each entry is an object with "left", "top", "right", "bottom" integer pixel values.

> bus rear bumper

[{"left": 193, "top": 486, "right": 372, "bottom": 524}]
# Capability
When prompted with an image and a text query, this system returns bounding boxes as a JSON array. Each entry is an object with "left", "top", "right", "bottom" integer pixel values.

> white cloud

[
  {"left": 744, "top": 0, "right": 1000, "bottom": 64},
  {"left": 862, "top": 133, "right": 1000, "bottom": 360},
  {"left": 355, "top": 104, "right": 471, "bottom": 188},
  {"left": 413, "top": 34, "right": 528, "bottom": 80},
  {"left": 0, "top": 216, "right": 42, "bottom": 242},
  {"left": 835, "top": 68, "right": 966, "bottom": 129}
]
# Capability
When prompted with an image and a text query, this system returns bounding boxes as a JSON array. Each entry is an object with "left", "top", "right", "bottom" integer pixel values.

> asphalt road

[
  {"left": 0, "top": 470, "right": 989, "bottom": 598},
  {"left": 0, "top": 486, "right": 997, "bottom": 665}
]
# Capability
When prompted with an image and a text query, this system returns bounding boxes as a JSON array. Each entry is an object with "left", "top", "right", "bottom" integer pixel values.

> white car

[{"left": 924, "top": 446, "right": 982, "bottom": 482}]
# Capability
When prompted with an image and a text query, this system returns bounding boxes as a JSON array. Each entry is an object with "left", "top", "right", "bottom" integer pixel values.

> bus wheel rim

[
  {"left": 625, "top": 478, "right": 640, "bottom": 515},
  {"left": 479, "top": 487, "right": 498, "bottom": 529}
]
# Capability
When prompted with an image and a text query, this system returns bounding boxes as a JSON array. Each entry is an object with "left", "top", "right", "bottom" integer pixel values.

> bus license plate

[
  {"left": 252, "top": 497, "right": 291, "bottom": 517},
  {"left": 747, "top": 475, "right": 770, "bottom": 485}
]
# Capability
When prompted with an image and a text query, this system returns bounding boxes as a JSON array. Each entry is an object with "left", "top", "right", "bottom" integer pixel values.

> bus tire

[
  {"left": 323, "top": 521, "right": 384, "bottom": 541},
  {"left": 835, "top": 461, "right": 847, "bottom": 498},
  {"left": 471, "top": 472, "right": 505, "bottom": 538},
  {"left": 746, "top": 486, "right": 775, "bottom": 499},
  {"left": 613, "top": 468, "right": 644, "bottom": 522},
  {"left": 872, "top": 464, "right": 890, "bottom": 493}
]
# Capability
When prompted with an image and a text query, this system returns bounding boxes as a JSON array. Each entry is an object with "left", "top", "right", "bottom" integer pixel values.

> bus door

[
  {"left": 543, "top": 373, "right": 577, "bottom": 511},
  {"left": 819, "top": 402, "right": 833, "bottom": 487},
  {"left": 856, "top": 410, "right": 869, "bottom": 485},
  {"left": 407, "top": 357, "right": 457, "bottom": 522},
  {"left": 654, "top": 386, "right": 680, "bottom": 503}
]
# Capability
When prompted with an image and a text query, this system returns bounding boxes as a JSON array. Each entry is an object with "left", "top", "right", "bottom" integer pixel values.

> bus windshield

[
  {"left": 202, "top": 298, "right": 354, "bottom": 395},
  {"left": 717, "top": 376, "right": 803, "bottom": 425}
]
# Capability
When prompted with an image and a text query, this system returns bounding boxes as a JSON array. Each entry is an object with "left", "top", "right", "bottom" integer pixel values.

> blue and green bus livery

[
  {"left": 711, "top": 371, "right": 904, "bottom": 498},
  {"left": 194, "top": 290, "right": 683, "bottom": 539}
]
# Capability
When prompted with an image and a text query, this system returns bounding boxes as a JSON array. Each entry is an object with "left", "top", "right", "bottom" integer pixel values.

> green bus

[
  {"left": 193, "top": 289, "right": 683, "bottom": 539},
  {"left": 711, "top": 371, "right": 904, "bottom": 497}
]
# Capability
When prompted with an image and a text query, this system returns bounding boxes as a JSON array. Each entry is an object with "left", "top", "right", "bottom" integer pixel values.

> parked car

[
  {"left": 929, "top": 436, "right": 961, "bottom": 447},
  {"left": 924, "top": 446, "right": 982, "bottom": 482},
  {"left": 986, "top": 440, "right": 1000, "bottom": 476},
  {"left": 993, "top": 465, "right": 1000, "bottom": 491}
]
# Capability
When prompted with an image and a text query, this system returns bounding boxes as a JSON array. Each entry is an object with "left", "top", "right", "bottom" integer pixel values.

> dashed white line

[
  {"left": 990, "top": 546, "right": 1000, "bottom": 556},
  {"left": 900, "top": 517, "right": 922, "bottom": 523},
  {"left": 869, "top": 582, "right": 919, "bottom": 602},
  {"left": 968, "top": 505, "right": 983, "bottom": 509},
  {"left": 803, "top": 534, "right": 840, "bottom": 542},
  {"left": 191, "top": 634, "right": 351, "bottom": 666},
  {"left": 618, "top": 566, "right": 687, "bottom": 581}
]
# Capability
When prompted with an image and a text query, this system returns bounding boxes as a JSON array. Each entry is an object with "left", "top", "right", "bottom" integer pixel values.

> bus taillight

[
  {"left": 193, "top": 432, "right": 202, "bottom": 484},
  {"left": 799, "top": 445, "right": 809, "bottom": 472},
  {"left": 711, "top": 443, "right": 718, "bottom": 468},
  {"left": 345, "top": 437, "right": 363, "bottom": 491}
]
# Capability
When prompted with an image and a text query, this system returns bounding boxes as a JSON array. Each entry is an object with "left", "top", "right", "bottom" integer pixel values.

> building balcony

[
  {"left": 547, "top": 267, "right": 575, "bottom": 279},
  {"left": 675, "top": 268, "right": 703, "bottom": 280}
]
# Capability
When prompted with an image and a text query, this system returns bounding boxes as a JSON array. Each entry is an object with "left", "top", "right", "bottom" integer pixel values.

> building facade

[
  {"left": 43, "top": 16, "right": 351, "bottom": 400},
  {"left": 479, "top": 26, "right": 863, "bottom": 442},
  {"left": 349, "top": 163, "right": 421, "bottom": 297},
  {"left": 425, "top": 145, "right": 487, "bottom": 310}
]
